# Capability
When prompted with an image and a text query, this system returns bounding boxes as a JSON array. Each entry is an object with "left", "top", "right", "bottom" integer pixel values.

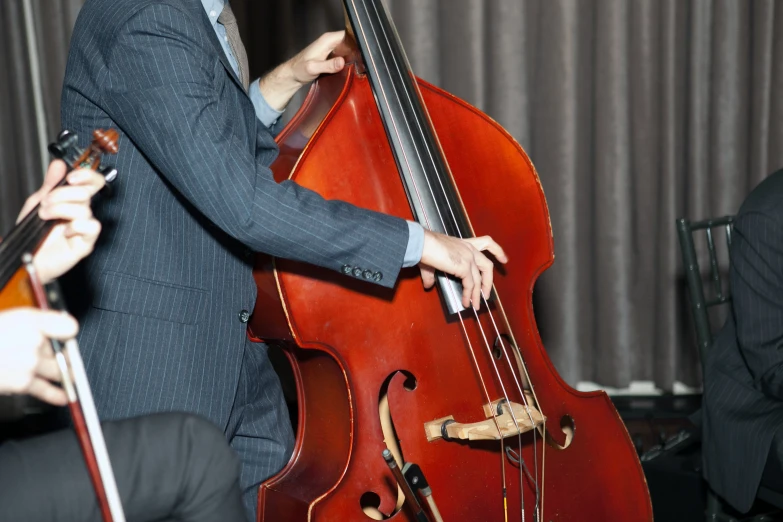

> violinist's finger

[
  {"left": 41, "top": 185, "right": 94, "bottom": 205},
  {"left": 35, "top": 311, "right": 79, "bottom": 341},
  {"left": 27, "top": 377, "right": 68, "bottom": 406},
  {"left": 15, "top": 161, "right": 68, "bottom": 224},
  {"left": 63, "top": 218, "right": 102, "bottom": 240},
  {"left": 38, "top": 201, "right": 93, "bottom": 221},
  {"left": 35, "top": 350, "right": 63, "bottom": 384},
  {"left": 66, "top": 168, "right": 106, "bottom": 195},
  {"left": 42, "top": 160, "right": 68, "bottom": 190}
]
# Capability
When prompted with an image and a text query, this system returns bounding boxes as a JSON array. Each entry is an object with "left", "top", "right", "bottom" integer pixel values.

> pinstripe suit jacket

[
  {"left": 60, "top": 0, "right": 408, "bottom": 429},
  {"left": 702, "top": 169, "right": 783, "bottom": 512}
]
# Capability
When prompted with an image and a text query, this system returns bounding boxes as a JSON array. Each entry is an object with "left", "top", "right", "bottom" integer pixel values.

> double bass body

[{"left": 250, "top": 2, "right": 652, "bottom": 520}]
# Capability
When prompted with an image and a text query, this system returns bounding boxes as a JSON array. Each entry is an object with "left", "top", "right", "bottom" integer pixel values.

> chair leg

[{"left": 706, "top": 489, "right": 739, "bottom": 522}]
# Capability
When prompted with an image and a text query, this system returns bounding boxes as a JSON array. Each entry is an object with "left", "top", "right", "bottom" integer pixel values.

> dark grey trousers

[
  {"left": 225, "top": 340, "right": 295, "bottom": 521},
  {"left": 0, "top": 412, "right": 245, "bottom": 522}
]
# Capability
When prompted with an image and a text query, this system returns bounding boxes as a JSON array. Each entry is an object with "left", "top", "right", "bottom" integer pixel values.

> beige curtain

[
  {"left": 0, "top": 0, "right": 83, "bottom": 230},
  {"left": 4, "top": 0, "right": 783, "bottom": 389}
]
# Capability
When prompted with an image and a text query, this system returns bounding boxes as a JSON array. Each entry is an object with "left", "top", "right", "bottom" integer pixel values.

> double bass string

[
  {"left": 348, "top": 0, "right": 507, "bottom": 445},
  {"left": 352, "top": 0, "right": 540, "bottom": 520},
  {"left": 362, "top": 0, "right": 544, "bottom": 519}
]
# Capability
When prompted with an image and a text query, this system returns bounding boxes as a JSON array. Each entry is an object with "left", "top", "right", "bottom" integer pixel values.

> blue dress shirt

[{"left": 201, "top": 0, "right": 424, "bottom": 266}]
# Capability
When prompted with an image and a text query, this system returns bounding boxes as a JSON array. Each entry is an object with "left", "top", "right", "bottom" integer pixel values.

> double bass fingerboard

[{"left": 344, "top": 0, "right": 473, "bottom": 314}]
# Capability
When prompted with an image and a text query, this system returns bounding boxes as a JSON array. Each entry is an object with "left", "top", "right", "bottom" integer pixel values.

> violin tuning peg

[
  {"left": 98, "top": 165, "right": 118, "bottom": 184},
  {"left": 48, "top": 142, "right": 66, "bottom": 159},
  {"left": 60, "top": 130, "right": 78, "bottom": 149},
  {"left": 48, "top": 130, "right": 79, "bottom": 160}
]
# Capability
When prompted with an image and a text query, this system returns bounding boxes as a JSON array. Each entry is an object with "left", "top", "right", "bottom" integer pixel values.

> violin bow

[{"left": 23, "top": 129, "right": 125, "bottom": 522}]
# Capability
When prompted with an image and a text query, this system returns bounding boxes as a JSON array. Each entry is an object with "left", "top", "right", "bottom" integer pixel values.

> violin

[
  {"left": 0, "top": 129, "right": 125, "bottom": 522},
  {"left": 249, "top": 2, "right": 653, "bottom": 520}
]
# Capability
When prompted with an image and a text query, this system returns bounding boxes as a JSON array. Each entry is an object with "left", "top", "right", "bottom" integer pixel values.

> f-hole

[
  {"left": 360, "top": 370, "right": 418, "bottom": 520},
  {"left": 545, "top": 414, "right": 576, "bottom": 450}
]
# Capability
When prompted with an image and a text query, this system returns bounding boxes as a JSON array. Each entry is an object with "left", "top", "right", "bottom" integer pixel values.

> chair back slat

[
  {"left": 725, "top": 223, "right": 733, "bottom": 248},
  {"left": 705, "top": 227, "right": 723, "bottom": 300},
  {"left": 676, "top": 216, "right": 735, "bottom": 369}
]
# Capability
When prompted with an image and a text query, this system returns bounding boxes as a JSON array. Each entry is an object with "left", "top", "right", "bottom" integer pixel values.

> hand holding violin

[
  {"left": 0, "top": 159, "right": 103, "bottom": 406},
  {"left": 16, "top": 160, "right": 105, "bottom": 284}
]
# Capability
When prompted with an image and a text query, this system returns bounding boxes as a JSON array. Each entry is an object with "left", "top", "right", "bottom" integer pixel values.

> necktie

[{"left": 218, "top": 3, "right": 249, "bottom": 91}]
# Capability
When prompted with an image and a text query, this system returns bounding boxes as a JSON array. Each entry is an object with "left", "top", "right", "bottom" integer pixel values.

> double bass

[{"left": 249, "top": 1, "right": 653, "bottom": 520}]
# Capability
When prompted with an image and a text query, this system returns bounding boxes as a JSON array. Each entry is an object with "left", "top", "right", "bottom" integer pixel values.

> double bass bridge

[{"left": 423, "top": 395, "right": 545, "bottom": 442}]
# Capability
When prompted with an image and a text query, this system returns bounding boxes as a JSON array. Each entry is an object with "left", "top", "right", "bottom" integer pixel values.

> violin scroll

[{"left": 48, "top": 128, "right": 119, "bottom": 178}]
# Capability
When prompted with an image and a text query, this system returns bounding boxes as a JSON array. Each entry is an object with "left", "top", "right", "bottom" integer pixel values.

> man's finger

[
  {"left": 470, "top": 263, "right": 482, "bottom": 309},
  {"left": 469, "top": 236, "right": 508, "bottom": 263},
  {"left": 39, "top": 202, "right": 93, "bottom": 221},
  {"left": 419, "top": 265, "right": 436, "bottom": 289},
  {"left": 66, "top": 168, "right": 105, "bottom": 192},
  {"left": 3, "top": 309, "right": 78, "bottom": 341},
  {"left": 305, "top": 57, "right": 345, "bottom": 78},
  {"left": 35, "top": 353, "right": 63, "bottom": 383},
  {"left": 461, "top": 271, "right": 475, "bottom": 308},
  {"left": 27, "top": 377, "right": 68, "bottom": 406},
  {"left": 316, "top": 30, "right": 346, "bottom": 51},
  {"left": 35, "top": 311, "right": 79, "bottom": 340},
  {"left": 327, "top": 56, "right": 345, "bottom": 73},
  {"left": 41, "top": 186, "right": 94, "bottom": 205},
  {"left": 474, "top": 252, "right": 495, "bottom": 298},
  {"left": 42, "top": 160, "right": 67, "bottom": 191},
  {"left": 63, "top": 218, "right": 102, "bottom": 239}
]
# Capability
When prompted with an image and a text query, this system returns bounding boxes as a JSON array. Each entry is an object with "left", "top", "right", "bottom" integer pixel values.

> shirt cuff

[
  {"left": 403, "top": 221, "right": 424, "bottom": 267},
  {"left": 249, "top": 78, "right": 283, "bottom": 129}
]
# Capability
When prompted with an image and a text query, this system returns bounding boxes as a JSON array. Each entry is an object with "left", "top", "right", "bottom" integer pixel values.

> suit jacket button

[
  {"left": 352, "top": 267, "right": 362, "bottom": 278},
  {"left": 373, "top": 272, "right": 383, "bottom": 282},
  {"left": 341, "top": 264, "right": 352, "bottom": 274},
  {"left": 362, "top": 269, "right": 373, "bottom": 280},
  {"left": 238, "top": 309, "right": 250, "bottom": 323}
]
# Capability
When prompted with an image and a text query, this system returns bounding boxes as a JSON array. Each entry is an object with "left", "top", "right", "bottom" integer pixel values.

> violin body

[
  {"left": 250, "top": 65, "right": 652, "bottom": 521},
  {"left": 0, "top": 268, "right": 36, "bottom": 310}
]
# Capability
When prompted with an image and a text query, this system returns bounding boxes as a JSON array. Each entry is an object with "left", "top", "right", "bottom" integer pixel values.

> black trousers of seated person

[{"left": 0, "top": 412, "right": 245, "bottom": 522}]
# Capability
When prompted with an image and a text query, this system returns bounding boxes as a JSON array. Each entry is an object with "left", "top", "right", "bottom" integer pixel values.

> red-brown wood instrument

[
  {"left": 0, "top": 129, "right": 124, "bottom": 522},
  {"left": 250, "top": 1, "right": 653, "bottom": 520}
]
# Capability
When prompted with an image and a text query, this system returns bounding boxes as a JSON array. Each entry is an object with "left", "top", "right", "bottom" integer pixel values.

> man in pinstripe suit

[
  {"left": 60, "top": 0, "right": 507, "bottom": 519},
  {"left": 702, "top": 170, "right": 783, "bottom": 513}
]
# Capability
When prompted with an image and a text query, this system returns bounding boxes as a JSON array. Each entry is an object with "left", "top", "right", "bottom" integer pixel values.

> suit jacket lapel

[{"left": 191, "top": 1, "right": 246, "bottom": 92}]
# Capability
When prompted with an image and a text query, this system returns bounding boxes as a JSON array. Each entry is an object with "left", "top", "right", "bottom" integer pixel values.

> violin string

[
  {"left": 0, "top": 213, "right": 50, "bottom": 284},
  {"left": 361, "top": 0, "right": 543, "bottom": 515},
  {"left": 0, "top": 153, "right": 87, "bottom": 285}
]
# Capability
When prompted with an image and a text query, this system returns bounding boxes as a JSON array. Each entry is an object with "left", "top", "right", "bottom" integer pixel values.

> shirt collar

[{"left": 201, "top": 0, "right": 226, "bottom": 27}]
